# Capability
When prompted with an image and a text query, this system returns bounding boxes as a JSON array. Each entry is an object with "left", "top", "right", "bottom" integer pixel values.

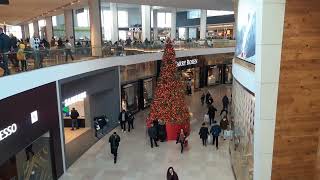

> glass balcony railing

[{"left": 0, "top": 40, "right": 235, "bottom": 77}]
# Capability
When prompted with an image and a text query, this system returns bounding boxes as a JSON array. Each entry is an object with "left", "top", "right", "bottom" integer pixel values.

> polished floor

[
  {"left": 60, "top": 85, "right": 234, "bottom": 180},
  {"left": 64, "top": 128, "right": 91, "bottom": 144}
]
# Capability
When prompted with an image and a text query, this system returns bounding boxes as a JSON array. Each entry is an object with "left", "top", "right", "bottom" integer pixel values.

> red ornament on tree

[{"left": 147, "top": 38, "right": 190, "bottom": 140}]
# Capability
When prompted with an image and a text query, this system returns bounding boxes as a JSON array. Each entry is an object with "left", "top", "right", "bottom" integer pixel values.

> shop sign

[
  {"left": 31, "top": 110, "right": 39, "bottom": 124},
  {"left": 129, "top": 27, "right": 142, "bottom": 32},
  {"left": 0, "top": 123, "right": 18, "bottom": 141},
  {"left": 176, "top": 59, "right": 198, "bottom": 67},
  {"left": 64, "top": 92, "right": 87, "bottom": 106}
]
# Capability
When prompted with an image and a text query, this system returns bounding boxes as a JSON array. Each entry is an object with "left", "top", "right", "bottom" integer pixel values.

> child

[{"left": 17, "top": 41, "right": 27, "bottom": 71}]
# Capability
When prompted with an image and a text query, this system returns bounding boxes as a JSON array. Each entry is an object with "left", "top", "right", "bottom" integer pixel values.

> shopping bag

[
  {"left": 208, "top": 135, "right": 212, "bottom": 144},
  {"left": 204, "top": 114, "right": 209, "bottom": 123}
]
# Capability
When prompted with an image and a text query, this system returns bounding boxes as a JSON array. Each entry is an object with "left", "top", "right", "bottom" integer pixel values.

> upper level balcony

[{"left": 0, "top": 39, "right": 235, "bottom": 77}]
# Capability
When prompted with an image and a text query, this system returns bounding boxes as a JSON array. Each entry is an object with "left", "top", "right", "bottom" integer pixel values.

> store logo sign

[
  {"left": 129, "top": 27, "right": 141, "bottom": 32},
  {"left": 0, "top": 123, "right": 18, "bottom": 142},
  {"left": 64, "top": 92, "right": 87, "bottom": 106},
  {"left": 176, "top": 59, "right": 198, "bottom": 67},
  {"left": 31, "top": 111, "right": 39, "bottom": 124}
]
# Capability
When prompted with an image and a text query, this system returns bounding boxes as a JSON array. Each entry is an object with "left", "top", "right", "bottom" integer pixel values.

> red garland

[{"left": 147, "top": 39, "right": 190, "bottom": 133}]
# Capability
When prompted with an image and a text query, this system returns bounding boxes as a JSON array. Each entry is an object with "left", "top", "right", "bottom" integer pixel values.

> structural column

[
  {"left": 24, "top": 24, "right": 30, "bottom": 39},
  {"left": 64, "top": 9, "right": 75, "bottom": 45},
  {"left": 110, "top": 3, "right": 119, "bottom": 43},
  {"left": 89, "top": 0, "right": 102, "bottom": 56},
  {"left": 152, "top": 9, "right": 158, "bottom": 41},
  {"left": 20, "top": 25, "right": 25, "bottom": 40},
  {"left": 141, "top": 5, "right": 151, "bottom": 41},
  {"left": 253, "top": 0, "right": 286, "bottom": 180},
  {"left": 33, "top": 21, "right": 39, "bottom": 37},
  {"left": 45, "top": 16, "right": 54, "bottom": 41},
  {"left": 199, "top": 9, "right": 207, "bottom": 40},
  {"left": 170, "top": 8, "right": 177, "bottom": 40},
  {"left": 233, "top": 0, "right": 238, "bottom": 39}
]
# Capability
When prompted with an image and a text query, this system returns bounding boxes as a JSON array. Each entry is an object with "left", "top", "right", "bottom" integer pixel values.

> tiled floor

[{"left": 59, "top": 85, "right": 234, "bottom": 180}]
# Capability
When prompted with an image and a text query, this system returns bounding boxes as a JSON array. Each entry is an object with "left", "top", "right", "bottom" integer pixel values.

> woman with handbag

[
  {"left": 220, "top": 116, "right": 229, "bottom": 140},
  {"left": 176, "top": 129, "right": 187, "bottom": 154}
]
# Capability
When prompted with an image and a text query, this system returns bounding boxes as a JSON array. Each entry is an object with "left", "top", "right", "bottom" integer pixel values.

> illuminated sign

[
  {"left": 176, "top": 59, "right": 198, "bottom": 67},
  {"left": 129, "top": 27, "right": 142, "bottom": 32},
  {"left": 0, "top": 123, "right": 17, "bottom": 141},
  {"left": 64, "top": 92, "right": 87, "bottom": 106},
  {"left": 31, "top": 110, "right": 39, "bottom": 124}
]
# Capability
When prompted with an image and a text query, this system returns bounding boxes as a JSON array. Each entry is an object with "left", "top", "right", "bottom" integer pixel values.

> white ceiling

[{"left": 0, "top": 0, "right": 233, "bottom": 25}]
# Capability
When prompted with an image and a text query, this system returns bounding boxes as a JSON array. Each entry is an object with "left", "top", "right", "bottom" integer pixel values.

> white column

[
  {"left": 20, "top": 25, "right": 25, "bottom": 40},
  {"left": 110, "top": 3, "right": 119, "bottom": 43},
  {"left": 254, "top": 0, "right": 286, "bottom": 180},
  {"left": 24, "top": 24, "right": 30, "bottom": 39},
  {"left": 33, "top": 21, "right": 39, "bottom": 37},
  {"left": 200, "top": 9, "right": 207, "bottom": 40},
  {"left": 45, "top": 16, "right": 54, "bottom": 41},
  {"left": 64, "top": 9, "right": 75, "bottom": 45},
  {"left": 153, "top": 9, "right": 158, "bottom": 41},
  {"left": 171, "top": 8, "right": 177, "bottom": 40},
  {"left": 141, "top": 5, "right": 151, "bottom": 41},
  {"left": 89, "top": 0, "right": 102, "bottom": 56}
]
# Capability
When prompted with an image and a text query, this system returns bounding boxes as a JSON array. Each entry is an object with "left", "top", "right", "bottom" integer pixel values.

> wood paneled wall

[{"left": 272, "top": 0, "right": 320, "bottom": 179}]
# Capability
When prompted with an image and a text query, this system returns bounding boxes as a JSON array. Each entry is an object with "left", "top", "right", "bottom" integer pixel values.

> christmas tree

[{"left": 147, "top": 39, "right": 190, "bottom": 140}]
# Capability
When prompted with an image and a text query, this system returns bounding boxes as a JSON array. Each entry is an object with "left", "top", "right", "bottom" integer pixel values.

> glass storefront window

[
  {"left": 189, "top": 28, "right": 197, "bottom": 39},
  {"left": 118, "top": 10, "right": 128, "bottom": 28},
  {"left": 143, "top": 78, "right": 154, "bottom": 108},
  {"left": 122, "top": 83, "right": 139, "bottom": 112},
  {"left": 74, "top": 8, "right": 90, "bottom": 43},
  {"left": 52, "top": 14, "right": 65, "bottom": 39},
  {"left": 28, "top": 23, "right": 34, "bottom": 38},
  {"left": 121, "top": 61, "right": 156, "bottom": 83},
  {"left": 207, "top": 65, "right": 221, "bottom": 85},
  {"left": 0, "top": 132, "right": 54, "bottom": 180},
  {"left": 38, "top": 19, "right": 46, "bottom": 39}
]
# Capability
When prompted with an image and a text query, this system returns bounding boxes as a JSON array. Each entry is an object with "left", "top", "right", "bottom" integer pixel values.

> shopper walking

[
  {"left": 205, "top": 91, "right": 211, "bottom": 104},
  {"left": 148, "top": 123, "right": 158, "bottom": 148},
  {"left": 127, "top": 111, "right": 135, "bottom": 132},
  {"left": 167, "top": 167, "right": 179, "bottom": 180},
  {"left": 176, "top": 129, "right": 187, "bottom": 154},
  {"left": 0, "top": 27, "right": 11, "bottom": 75},
  {"left": 200, "top": 92, "right": 205, "bottom": 106},
  {"left": 199, "top": 122, "right": 209, "bottom": 146},
  {"left": 65, "top": 39, "right": 74, "bottom": 62},
  {"left": 70, "top": 108, "right": 79, "bottom": 130},
  {"left": 9, "top": 33, "right": 19, "bottom": 72},
  {"left": 208, "top": 104, "right": 217, "bottom": 125},
  {"left": 158, "top": 119, "right": 167, "bottom": 142},
  {"left": 118, "top": 109, "right": 128, "bottom": 132},
  {"left": 17, "top": 41, "right": 27, "bottom": 71},
  {"left": 30, "top": 33, "right": 41, "bottom": 69},
  {"left": 210, "top": 122, "right": 221, "bottom": 150},
  {"left": 220, "top": 94, "right": 229, "bottom": 115},
  {"left": 220, "top": 116, "right": 229, "bottom": 140},
  {"left": 109, "top": 132, "right": 120, "bottom": 164}
]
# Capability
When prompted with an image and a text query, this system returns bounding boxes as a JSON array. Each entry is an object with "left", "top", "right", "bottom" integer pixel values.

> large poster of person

[{"left": 235, "top": 0, "right": 256, "bottom": 64}]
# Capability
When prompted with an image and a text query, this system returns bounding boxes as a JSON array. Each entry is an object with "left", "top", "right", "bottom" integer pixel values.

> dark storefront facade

[
  {"left": 0, "top": 83, "right": 63, "bottom": 180},
  {"left": 58, "top": 67, "right": 120, "bottom": 168},
  {"left": 120, "top": 61, "right": 157, "bottom": 113}
]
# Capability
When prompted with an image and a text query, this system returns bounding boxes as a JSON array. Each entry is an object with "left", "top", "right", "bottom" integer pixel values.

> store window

[
  {"left": 74, "top": 8, "right": 90, "bottom": 44},
  {"left": 207, "top": 65, "right": 222, "bottom": 85},
  {"left": 28, "top": 23, "right": 34, "bottom": 38},
  {"left": 143, "top": 78, "right": 155, "bottom": 108},
  {"left": 119, "top": 30, "right": 127, "bottom": 40},
  {"left": 118, "top": 10, "right": 128, "bottom": 28},
  {"left": 38, "top": 19, "right": 46, "bottom": 39},
  {"left": 187, "top": 10, "right": 201, "bottom": 19},
  {"left": 5, "top": 26, "right": 22, "bottom": 39},
  {"left": 52, "top": 14, "right": 65, "bottom": 38},
  {"left": 178, "top": 28, "right": 186, "bottom": 40},
  {"left": 101, "top": 9, "right": 112, "bottom": 41},
  {"left": 207, "top": 10, "right": 234, "bottom": 17},
  {"left": 157, "top": 12, "right": 171, "bottom": 28},
  {"left": 122, "top": 83, "right": 139, "bottom": 112},
  {"left": 0, "top": 132, "right": 54, "bottom": 180},
  {"left": 189, "top": 28, "right": 197, "bottom": 39}
]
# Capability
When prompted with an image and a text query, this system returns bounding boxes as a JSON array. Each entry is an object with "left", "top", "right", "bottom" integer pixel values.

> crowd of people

[{"left": 109, "top": 88, "right": 231, "bottom": 179}]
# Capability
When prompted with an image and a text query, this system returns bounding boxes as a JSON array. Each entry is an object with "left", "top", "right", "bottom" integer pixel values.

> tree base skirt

[{"left": 166, "top": 122, "right": 190, "bottom": 140}]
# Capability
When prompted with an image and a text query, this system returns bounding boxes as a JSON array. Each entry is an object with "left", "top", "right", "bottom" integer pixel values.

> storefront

[
  {"left": 203, "top": 53, "right": 233, "bottom": 86},
  {"left": 119, "top": 26, "right": 142, "bottom": 41},
  {"left": 0, "top": 83, "right": 64, "bottom": 180},
  {"left": 58, "top": 67, "right": 120, "bottom": 168},
  {"left": 121, "top": 61, "right": 157, "bottom": 113}
]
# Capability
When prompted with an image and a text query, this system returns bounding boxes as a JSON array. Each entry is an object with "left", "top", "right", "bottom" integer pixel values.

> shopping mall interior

[{"left": 0, "top": 0, "right": 319, "bottom": 180}]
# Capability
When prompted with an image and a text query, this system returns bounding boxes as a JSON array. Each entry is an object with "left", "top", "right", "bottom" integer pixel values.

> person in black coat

[
  {"left": 176, "top": 129, "right": 187, "bottom": 154},
  {"left": 222, "top": 94, "right": 229, "bottom": 111},
  {"left": 118, "top": 109, "right": 128, "bottom": 132},
  {"left": 205, "top": 91, "right": 211, "bottom": 104},
  {"left": 207, "top": 104, "right": 217, "bottom": 125},
  {"left": 148, "top": 124, "right": 158, "bottom": 148},
  {"left": 199, "top": 122, "right": 209, "bottom": 146},
  {"left": 167, "top": 167, "right": 179, "bottom": 180},
  {"left": 158, "top": 119, "right": 167, "bottom": 142},
  {"left": 0, "top": 27, "right": 11, "bottom": 75},
  {"left": 127, "top": 111, "right": 134, "bottom": 132},
  {"left": 200, "top": 93, "right": 205, "bottom": 106},
  {"left": 109, "top": 132, "right": 120, "bottom": 164}
]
